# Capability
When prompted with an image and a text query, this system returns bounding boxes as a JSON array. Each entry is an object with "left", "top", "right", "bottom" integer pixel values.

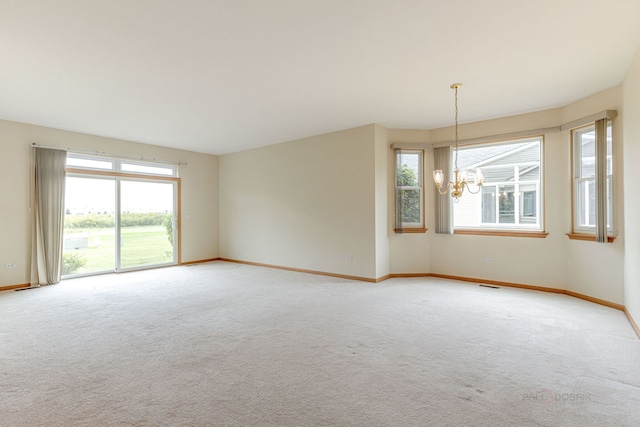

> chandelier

[{"left": 433, "top": 83, "right": 484, "bottom": 201}]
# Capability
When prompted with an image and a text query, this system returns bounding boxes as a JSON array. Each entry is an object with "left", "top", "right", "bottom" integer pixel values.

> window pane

[
  {"left": 456, "top": 141, "right": 534, "bottom": 170},
  {"left": 519, "top": 184, "right": 537, "bottom": 224},
  {"left": 498, "top": 185, "right": 515, "bottom": 224},
  {"left": 479, "top": 166, "right": 518, "bottom": 183},
  {"left": 63, "top": 177, "right": 116, "bottom": 276},
  {"left": 67, "top": 156, "right": 113, "bottom": 170},
  {"left": 452, "top": 137, "right": 541, "bottom": 230},
  {"left": 482, "top": 186, "right": 496, "bottom": 223},
  {"left": 577, "top": 180, "right": 595, "bottom": 227},
  {"left": 607, "top": 177, "right": 612, "bottom": 229},
  {"left": 395, "top": 150, "right": 423, "bottom": 229},
  {"left": 399, "top": 189, "right": 421, "bottom": 223},
  {"left": 574, "top": 126, "right": 596, "bottom": 179},
  {"left": 122, "top": 163, "right": 175, "bottom": 176},
  {"left": 120, "top": 180, "right": 175, "bottom": 269},
  {"left": 396, "top": 153, "right": 420, "bottom": 187},
  {"left": 519, "top": 166, "right": 539, "bottom": 181},
  {"left": 580, "top": 140, "right": 595, "bottom": 177},
  {"left": 607, "top": 124, "right": 613, "bottom": 175}
]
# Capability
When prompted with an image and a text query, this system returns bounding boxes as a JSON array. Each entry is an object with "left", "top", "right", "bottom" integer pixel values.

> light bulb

[{"left": 433, "top": 170, "right": 444, "bottom": 187}]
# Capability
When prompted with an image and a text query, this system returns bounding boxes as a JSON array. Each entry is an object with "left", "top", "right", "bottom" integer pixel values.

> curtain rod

[
  {"left": 430, "top": 126, "right": 560, "bottom": 149},
  {"left": 391, "top": 126, "right": 558, "bottom": 150},
  {"left": 391, "top": 110, "right": 617, "bottom": 149},
  {"left": 559, "top": 110, "right": 617, "bottom": 131},
  {"left": 30, "top": 143, "right": 187, "bottom": 166}
]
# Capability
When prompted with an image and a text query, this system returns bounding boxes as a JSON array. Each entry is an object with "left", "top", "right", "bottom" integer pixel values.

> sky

[{"left": 65, "top": 176, "right": 174, "bottom": 215}]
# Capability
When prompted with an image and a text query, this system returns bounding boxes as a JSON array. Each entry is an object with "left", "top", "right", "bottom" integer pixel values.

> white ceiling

[{"left": 1, "top": 0, "right": 639, "bottom": 155}]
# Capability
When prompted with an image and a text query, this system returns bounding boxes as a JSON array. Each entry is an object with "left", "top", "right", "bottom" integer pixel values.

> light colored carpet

[{"left": 1, "top": 261, "right": 639, "bottom": 426}]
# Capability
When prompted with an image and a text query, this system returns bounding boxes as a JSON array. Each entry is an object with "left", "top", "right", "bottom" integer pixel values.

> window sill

[
  {"left": 394, "top": 228, "right": 427, "bottom": 234},
  {"left": 566, "top": 233, "right": 615, "bottom": 243},
  {"left": 454, "top": 229, "right": 548, "bottom": 238}
]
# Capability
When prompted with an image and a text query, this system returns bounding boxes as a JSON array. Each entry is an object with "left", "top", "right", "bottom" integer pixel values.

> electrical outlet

[
  {"left": 5, "top": 263, "right": 16, "bottom": 269},
  {"left": 346, "top": 255, "right": 353, "bottom": 261},
  {"left": 484, "top": 258, "right": 493, "bottom": 264}
]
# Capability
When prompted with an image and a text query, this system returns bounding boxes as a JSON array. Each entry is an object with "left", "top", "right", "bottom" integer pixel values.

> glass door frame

[
  {"left": 64, "top": 168, "right": 181, "bottom": 277},
  {"left": 116, "top": 176, "right": 179, "bottom": 273}
]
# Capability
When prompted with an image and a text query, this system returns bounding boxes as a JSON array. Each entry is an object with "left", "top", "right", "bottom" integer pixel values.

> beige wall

[
  {"left": 374, "top": 124, "right": 390, "bottom": 278},
  {"left": 218, "top": 125, "right": 379, "bottom": 279},
  {"left": 0, "top": 119, "right": 219, "bottom": 287},
  {"left": 623, "top": 46, "right": 640, "bottom": 322}
]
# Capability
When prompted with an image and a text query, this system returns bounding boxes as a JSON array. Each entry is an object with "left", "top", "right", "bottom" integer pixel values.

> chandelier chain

[
  {"left": 432, "top": 82, "right": 483, "bottom": 200},
  {"left": 454, "top": 84, "right": 459, "bottom": 172}
]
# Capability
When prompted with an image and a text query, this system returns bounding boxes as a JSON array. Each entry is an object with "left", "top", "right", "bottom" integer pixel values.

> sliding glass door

[
  {"left": 119, "top": 179, "right": 176, "bottom": 270},
  {"left": 63, "top": 175, "right": 177, "bottom": 277},
  {"left": 63, "top": 176, "right": 116, "bottom": 276}
]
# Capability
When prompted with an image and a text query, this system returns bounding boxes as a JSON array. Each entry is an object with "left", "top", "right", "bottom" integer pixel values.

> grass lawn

[{"left": 63, "top": 226, "right": 174, "bottom": 276}]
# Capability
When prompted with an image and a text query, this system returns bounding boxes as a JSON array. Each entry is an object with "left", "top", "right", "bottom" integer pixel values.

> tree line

[{"left": 64, "top": 212, "right": 171, "bottom": 229}]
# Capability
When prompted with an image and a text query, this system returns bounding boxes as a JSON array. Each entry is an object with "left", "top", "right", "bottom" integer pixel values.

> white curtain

[
  {"left": 594, "top": 118, "right": 608, "bottom": 243},
  {"left": 31, "top": 147, "right": 67, "bottom": 286},
  {"left": 434, "top": 146, "right": 453, "bottom": 234}
]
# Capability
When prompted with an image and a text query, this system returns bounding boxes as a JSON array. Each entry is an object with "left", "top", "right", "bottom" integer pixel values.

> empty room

[{"left": 2, "top": 1, "right": 640, "bottom": 426}]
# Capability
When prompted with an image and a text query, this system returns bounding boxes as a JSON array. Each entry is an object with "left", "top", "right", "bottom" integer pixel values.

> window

[
  {"left": 121, "top": 162, "right": 176, "bottom": 176},
  {"left": 66, "top": 156, "right": 113, "bottom": 171},
  {"left": 67, "top": 154, "right": 177, "bottom": 177},
  {"left": 572, "top": 120, "right": 612, "bottom": 235},
  {"left": 452, "top": 137, "right": 543, "bottom": 231},
  {"left": 395, "top": 149, "right": 424, "bottom": 232}
]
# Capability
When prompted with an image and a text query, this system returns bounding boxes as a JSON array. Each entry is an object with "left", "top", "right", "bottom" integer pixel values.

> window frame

[
  {"left": 64, "top": 153, "right": 181, "bottom": 274},
  {"left": 570, "top": 120, "right": 613, "bottom": 238},
  {"left": 452, "top": 137, "right": 544, "bottom": 234},
  {"left": 66, "top": 153, "right": 178, "bottom": 177},
  {"left": 394, "top": 149, "right": 425, "bottom": 232}
]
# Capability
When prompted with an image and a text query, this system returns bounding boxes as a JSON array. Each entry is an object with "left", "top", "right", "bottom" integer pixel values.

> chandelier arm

[
  {"left": 436, "top": 183, "right": 453, "bottom": 195},
  {"left": 464, "top": 182, "right": 483, "bottom": 195}
]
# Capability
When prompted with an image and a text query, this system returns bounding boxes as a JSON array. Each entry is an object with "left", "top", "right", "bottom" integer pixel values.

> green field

[{"left": 62, "top": 226, "right": 173, "bottom": 276}]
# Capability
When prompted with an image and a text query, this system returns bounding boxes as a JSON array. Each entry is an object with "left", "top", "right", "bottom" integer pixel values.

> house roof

[
  {"left": 457, "top": 140, "right": 540, "bottom": 183},
  {"left": 1, "top": 1, "right": 639, "bottom": 155},
  {"left": 456, "top": 144, "right": 521, "bottom": 170}
]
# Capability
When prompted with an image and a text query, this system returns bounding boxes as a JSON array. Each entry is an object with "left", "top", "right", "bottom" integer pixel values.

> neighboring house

[{"left": 453, "top": 139, "right": 541, "bottom": 229}]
